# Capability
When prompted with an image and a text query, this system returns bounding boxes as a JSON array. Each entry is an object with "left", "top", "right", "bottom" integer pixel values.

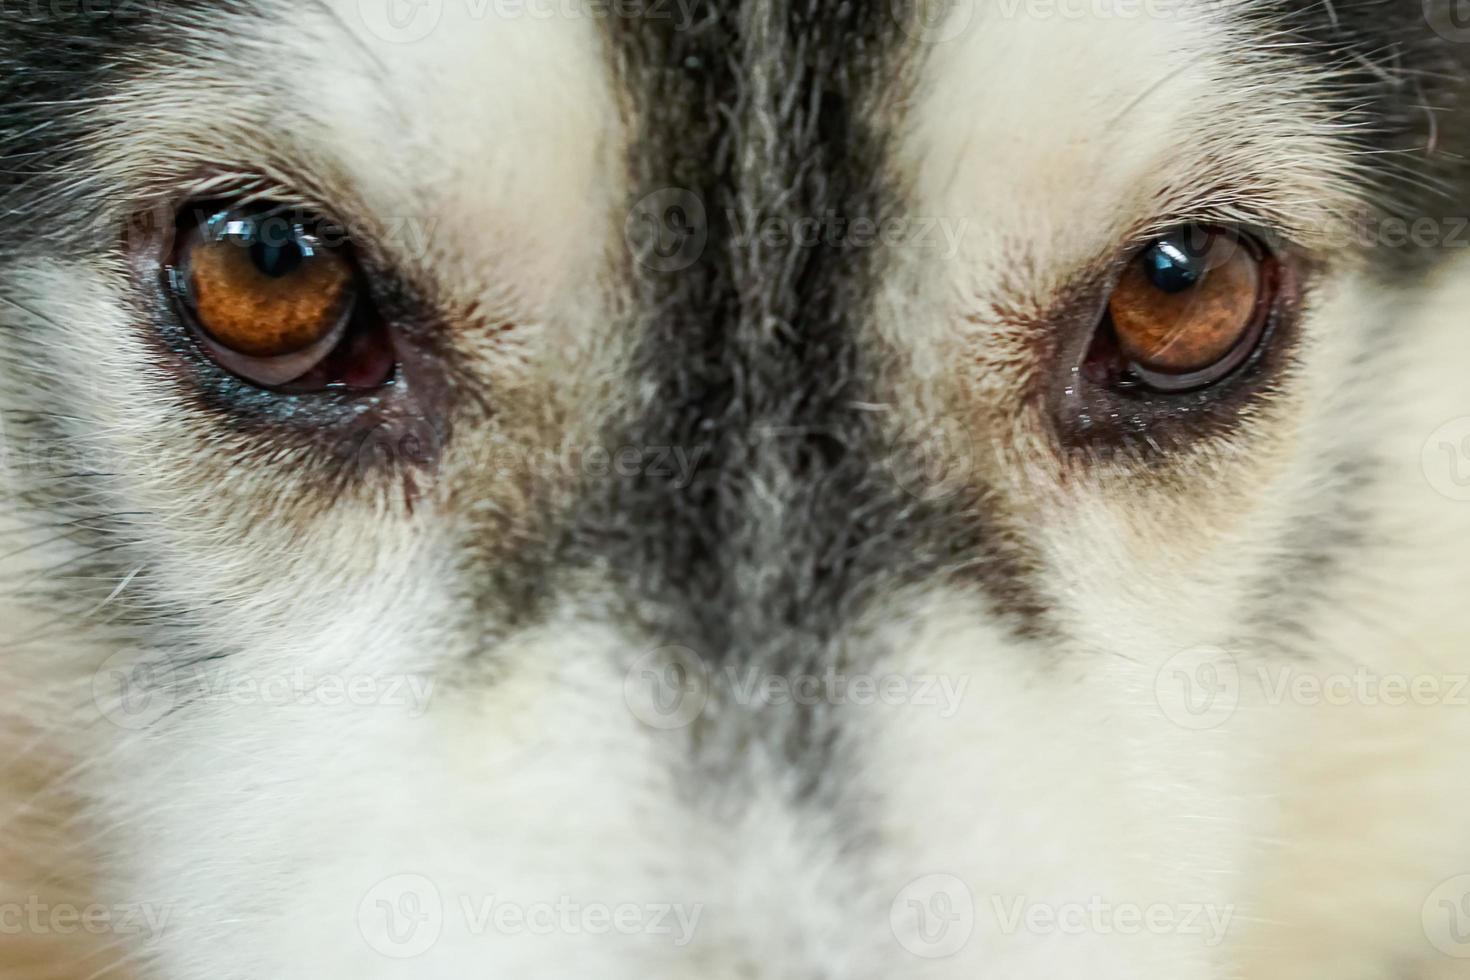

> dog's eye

[
  {"left": 1095, "top": 225, "right": 1270, "bottom": 392},
  {"left": 166, "top": 205, "right": 395, "bottom": 390}
]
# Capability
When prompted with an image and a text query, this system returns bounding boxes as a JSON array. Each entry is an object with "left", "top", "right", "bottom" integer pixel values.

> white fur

[{"left": 5, "top": 1, "right": 1470, "bottom": 978}]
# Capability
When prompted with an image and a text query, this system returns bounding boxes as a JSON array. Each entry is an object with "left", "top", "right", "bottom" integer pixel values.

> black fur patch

[
  {"left": 1236, "top": 0, "right": 1470, "bottom": 268},
  {"left": 522, "top": 0, "right": 1068, "bottom": 805}
]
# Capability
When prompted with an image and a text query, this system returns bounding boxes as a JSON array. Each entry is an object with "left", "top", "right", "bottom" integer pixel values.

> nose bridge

[
  {"left": 467, "top": 0, "right": 1043, "bottom": 678},
  {"left": 593, "top": 0, "right": 912, "bottom": 656}
]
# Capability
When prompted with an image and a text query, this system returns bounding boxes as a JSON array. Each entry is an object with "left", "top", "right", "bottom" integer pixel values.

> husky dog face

[{"left": 5, "top": 1, "right": 1470, "bottom": 977}]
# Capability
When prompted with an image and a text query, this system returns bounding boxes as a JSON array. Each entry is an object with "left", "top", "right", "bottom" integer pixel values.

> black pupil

[
  {"left": 1143, "top": 232, "right": 1213, "bottom": 294},
  {"left": 244, "top": 215, "right": 308, "bottom": 278},
  {"left": 250, "top": 238, "right": 305, "bottom": 278}
]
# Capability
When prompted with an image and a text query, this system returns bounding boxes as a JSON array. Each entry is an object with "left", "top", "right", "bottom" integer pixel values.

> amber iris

[
  {"left": 181, "top": 214, "right": 355, "bottom": 358},
  {"left": 1108, "top": 227, "right": 1264, "bottom": 380}
]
